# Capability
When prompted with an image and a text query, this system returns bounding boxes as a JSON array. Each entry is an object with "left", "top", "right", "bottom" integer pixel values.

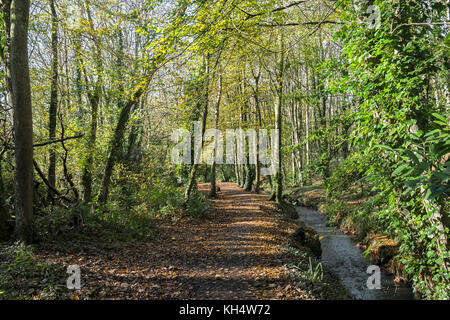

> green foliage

[
  {"left": 307, "top": 257, "right": 323, "bottom": 282},
  {"left": 324, "top": 199, "right": 350, "bottom": 226},
  {"left": 331, "top": 0, "right": 450, "bottom": 299},
  {"left": 2, "top": 0, "right": 448, "bottom": 300},
  {"left": 325, "top": 152, "right": 371, "bottom": 197},
  {"left": 282, "top": 244, "right": 350, "bottom": 299},
  {"left": 184, "top": 191, "right": 212, "bottom": 219},
  {"left": 0, "top": 244, "right": 70, "bottom": 300},
  {"left": 110, "top": 156, "right": 211, "bottom": 221},
  {"left": 377, "top": 115, "right": 450, "bottom": 201},
  {"left": 34, "top": 204, "right": 156, "bottom": 247},
  {"left": 375, "top": 192, "right": 449, "bottom": 299},
  {"left": 33, "top": 168, "right": 210, "bottom": 247}
]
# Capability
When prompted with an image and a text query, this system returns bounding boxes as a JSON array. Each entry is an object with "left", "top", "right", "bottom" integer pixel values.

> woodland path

[{"left": 38, "top": 182, "right": 318, "bottom": 299}]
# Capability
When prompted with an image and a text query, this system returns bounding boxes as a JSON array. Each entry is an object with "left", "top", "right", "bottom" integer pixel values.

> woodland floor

[{"left": 33, "top": 182, "right": 348, "bottom": 300}]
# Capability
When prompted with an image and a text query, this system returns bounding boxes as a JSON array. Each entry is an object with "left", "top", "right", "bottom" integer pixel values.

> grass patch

[{"left": 281, "top": 244, "right": 351, "bottom": 300}]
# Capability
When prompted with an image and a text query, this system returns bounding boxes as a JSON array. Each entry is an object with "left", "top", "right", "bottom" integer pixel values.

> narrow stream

[{"left": 296, "top": 206, "right": 415, "bottom": 300}]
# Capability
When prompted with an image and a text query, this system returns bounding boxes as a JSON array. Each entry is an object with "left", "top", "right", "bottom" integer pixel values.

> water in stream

[{"left": 296, "top": 206, "right": 415, "bottom": 300}]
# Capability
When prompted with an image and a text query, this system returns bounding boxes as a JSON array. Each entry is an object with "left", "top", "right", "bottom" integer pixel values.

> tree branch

[
  {"left": 241, "top": 1, "right": 307, "bottom": 20},
  {"left": 256, "top": 20, "right": 341, "bottom": 27},
  {"left": 33, "top": 134, "right": 84, "bottom": 148},
  {"left": 33, "top": 159, "right": 73, "bottom": 204}
]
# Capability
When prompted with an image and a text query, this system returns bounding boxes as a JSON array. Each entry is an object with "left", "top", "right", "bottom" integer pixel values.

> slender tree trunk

[
  {"left": 81, "top": 6, "right": 102, "bottom": 204},
  {"left": 293, "top": 98, "right": 303, "bottom": 186},
  {"left": 210, "top": 68, "right": 222, "bottom": 198},
  {"left": 275, "top": 32, "right": 285, "bottom": 203},
  {"left": 234, "top": 152, "right": 241, "bottom": 185},
  {"left": 252, "top": 68, "right": 262, "bottom": 193},
  {"left": 0, "top": 0, "right": 12, "bottom": 97},
  {"left": 48, "top": 0, "right": 58, "bottom": 199},
  {"left": 185, "top": 55, "right": 210, "bottom": 202},
  {"left": 185, "top": 109, "right": 208, "bottom": 201},
  {"left": 99, "top": 36, "right": 166, "bottom": 204},
  {"left": 291, "top": 135, "right": 296, "bottom": 183},
  {"left": 237, "top": 85, "right": 246, "bottom": 189},
  {"left": 81, "top": 76, "right": 100, "bottom": 203},
  {"left": 243, "top": 118, "right": 254, "bottom": 191},
  {"left": 305, "top": 66, "right": 310, "bottom": 185},
  {"left": 99, "top": 88, "right": 144, "bottom": 204},
  {"left": 11, "top": 0, "right": 33, "bottom": 244},
  {"left": 73, "top": 30, "right": 83, "bottom": 116},
  {"left": 0, "top": 1, "right": 12, "bottom": 241}
]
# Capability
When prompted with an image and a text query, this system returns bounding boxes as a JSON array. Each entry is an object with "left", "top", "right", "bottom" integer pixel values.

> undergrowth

[
  {"left": 0, "top": 243, "right": 70, "bottom": 300},
  {"left": 281, "top": 244, "right": 350, "bottom": 300},
  {"left": 33, "top": 177, "right": 211, "bottom": 251}
]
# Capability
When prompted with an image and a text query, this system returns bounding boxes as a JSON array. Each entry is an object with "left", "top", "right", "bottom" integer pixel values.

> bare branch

[
  {"left": 256, "top": 20, "right": 341, "bottom": 27},
  {"left": 241, "top": 1, "right": 307, "bottom": 20},
  {"left": 33, "top": 159, "right": 73, "bottom": 204},
  {"left": 33, "top": 134, "right": 84, "bottom": 148}
]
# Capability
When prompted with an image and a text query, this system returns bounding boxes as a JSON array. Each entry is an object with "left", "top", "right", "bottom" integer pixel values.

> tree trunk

[
  {"left": 0, "top": 1, "right": 12, "bottom": 241},
  {"left": 275, "top": 32, "right": 285, "bottom": 203},
  {"left": 253, "top": 70, "right": 262, "bottom": 193},
  {"left": 234, "top": 152, "right": 241, "bottom": 185},
  {"left": 10, "top": 0, "right": 33, "bottom": 244},
  {"left": 48, "top": 0, "right": 58, "bottom": 199},
  {"left": 243, "top": 113, "right": 254, "bottom": 191},
  {"left": 244, "top": 164, "right": 254, "bottom": 191},
  {"left": 209, "top": 68, "right": 222, "bottom": 198},
  {"left": 99, "top": 88, "right": 144, "bottom": 204},
  {"left": 185, "top": 55, "right": 210, "bottom": 202},
  {"left": 185, "top": 112, "right": 208, "bottom": 201},
  {"left": 81, "top": 74, "right": 100, "bottom": 203},
  {"left": 81, "top": 5, "right": 102, "bottom": 204}
]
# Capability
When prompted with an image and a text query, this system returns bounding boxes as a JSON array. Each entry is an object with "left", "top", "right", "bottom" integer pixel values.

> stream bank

[{"left": 295, "top": 206, "right": 415, "bottom": 300}]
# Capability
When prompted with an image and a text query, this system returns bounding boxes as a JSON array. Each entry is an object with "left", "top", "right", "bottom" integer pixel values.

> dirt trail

[
  {"left": 141, "top": 182, "right": 305, "bottom": 299},
  {"left": 37, "top": 182, "right": 328, "bottom": 299},
  {"left": 167, "top": 182, "right": 302, "bottom": 299}
]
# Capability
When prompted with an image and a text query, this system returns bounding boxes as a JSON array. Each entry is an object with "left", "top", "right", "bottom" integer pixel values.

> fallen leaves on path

[{"left": 36, "top": 182, "right": 347, "bottom": 300}]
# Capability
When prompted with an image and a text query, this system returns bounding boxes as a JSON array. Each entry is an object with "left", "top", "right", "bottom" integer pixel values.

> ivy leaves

[{"left": 333, "top": 0, "right": 450, "bottom": 298}]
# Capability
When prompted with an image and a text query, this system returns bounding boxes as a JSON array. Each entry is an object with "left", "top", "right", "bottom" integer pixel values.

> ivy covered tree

[{"left": 334, "top": 0, "right": 449, "bottom": 298}]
